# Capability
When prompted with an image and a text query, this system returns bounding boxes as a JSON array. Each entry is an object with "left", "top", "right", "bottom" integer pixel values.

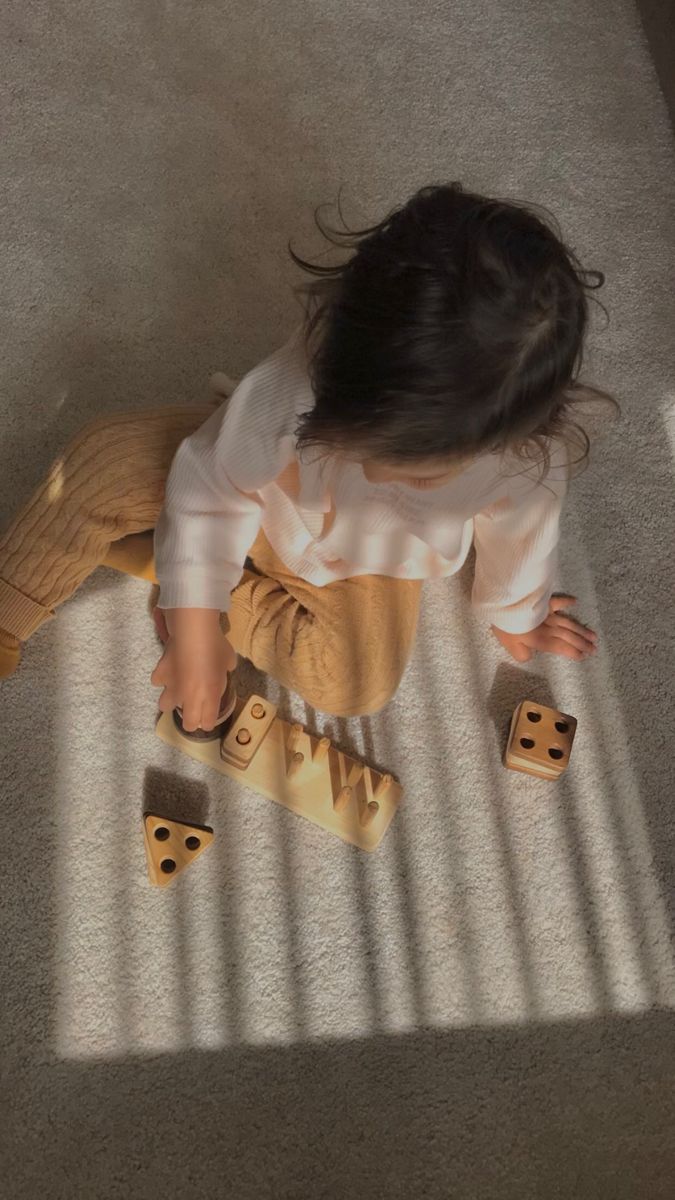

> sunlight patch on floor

[
  {"left": 52, "top": 572, "right": 675, "bottom": 1062},
  {"left": 558, "top": 505, "right": 675, "bottom": 1009}
]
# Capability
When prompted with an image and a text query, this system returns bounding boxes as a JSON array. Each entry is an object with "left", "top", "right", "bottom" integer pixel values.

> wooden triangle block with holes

[
  {"left": 143, "top": 813, "right": 214, "bottom": 887},
  {"left": 504, "top": 700, "right": 577, "bottom": 781}
]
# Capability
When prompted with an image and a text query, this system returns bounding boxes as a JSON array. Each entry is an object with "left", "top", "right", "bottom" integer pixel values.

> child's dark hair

[{"left": 289, "top": 182, "right": 620, "bottom": 482}]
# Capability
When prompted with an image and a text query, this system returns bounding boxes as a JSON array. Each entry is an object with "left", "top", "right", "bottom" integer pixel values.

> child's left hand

[{"left": 491, "top": 594, "right": 599, "bottom": 663}]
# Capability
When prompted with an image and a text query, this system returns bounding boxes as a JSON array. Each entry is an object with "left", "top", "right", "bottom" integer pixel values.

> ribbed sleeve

[
  {"left": 154, "top": 339, "right": 302, "bottom": 610},
  {"left": 471, "top": 444, "right": 569, "bottom": 634}
]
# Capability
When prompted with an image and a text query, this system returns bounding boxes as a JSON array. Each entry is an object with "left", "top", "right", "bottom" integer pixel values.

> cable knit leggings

[{"left": 0, "top": 407, "right": 421, "bottom": 715}]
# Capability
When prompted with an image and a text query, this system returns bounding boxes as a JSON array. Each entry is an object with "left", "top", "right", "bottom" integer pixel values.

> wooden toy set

[
  {"left": 144, "top": 692, "right": 577, "bottom": 885},
  {"left": 155, "top": 693, "right": 401, "bottom": 854}
]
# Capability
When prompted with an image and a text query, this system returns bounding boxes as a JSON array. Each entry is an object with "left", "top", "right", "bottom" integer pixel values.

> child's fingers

[
  {"left": 158, "top": 686, "right": 180, "bottom": 713},
  {"left": 551, "top": 611, "right": 598, "bottom": 638},
  {"left": 549, "top": 594, "right": 577, "bottom": 611},
  {"left": 549, "top": 614, "right": 598, "bottom": 647},
  {"left": 182, "top": 694, "right": 227, "bottom": 732},
  {"left": 198, "top": 703, "right": 221, "bottom": 732},
  {"left": 547, "top": 633, "right": 593, "bottom": 661},
  {"left": 509, "top": 640, "right": 535, "bottom": 663},
  {"left": 150, "top": 660, "right": 167, "bottom": 687},
  {"left": 178, "top": 689, "right": 203, "bottom": 730},
  {"left": 183, "top": 710, "right": 217, "bottom": 732},
  {"left": 150, "top": 652, "right": 179, "bottom": 688}
]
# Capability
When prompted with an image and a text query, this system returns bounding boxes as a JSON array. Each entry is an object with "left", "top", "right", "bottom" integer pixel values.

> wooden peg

[
  {"left": 287, "top": 723, "right": 303, "bottom": 751},
  {"left": 314, "top": 736, "right": 331, "bottom": 763},
  {"left": 287, "top": 751, "right": 304, "bottom": 778},
  {"left": 347, "top": 763, "right": 364, "bottom": 788},
  {"left": 334, "top": 785, "right": 352, "bottom": 812},
  {"left": 359, "top": 800, "right": 379, "bottom": 828},
  {"left": 373, "top": 773, "right": 393, "bottom": 799}
]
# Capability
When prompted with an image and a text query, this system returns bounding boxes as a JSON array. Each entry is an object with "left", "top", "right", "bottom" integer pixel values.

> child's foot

[
  {"left": 209, "top": 372, "right": 238, "bottom": 400},
  {"left": 0, "top": 629, "right": 21, "bottom": 679}
]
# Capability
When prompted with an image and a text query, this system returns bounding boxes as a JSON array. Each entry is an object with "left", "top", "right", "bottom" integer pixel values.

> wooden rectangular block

[
  {"left": 504, "top": 699, "right": 577, "bottom": 781},
  {"left": 220, "top": 695, "right": 278, "bottom": 769},
  {"left": 156, "top": 695, "right": 402, "bottom": 851}
]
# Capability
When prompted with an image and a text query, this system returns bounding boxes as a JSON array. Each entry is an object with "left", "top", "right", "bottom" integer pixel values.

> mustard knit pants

[{"left": 0, "top": 407, "right": 421, "bottom": 715}]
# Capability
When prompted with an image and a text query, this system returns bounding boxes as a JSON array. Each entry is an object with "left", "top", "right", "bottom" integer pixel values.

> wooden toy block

[
  {"left": 220, "top": 694, "right": 278, "bottom": 769},
  {"left": 143, "top": 813, "right": 214, "bottom": 886},
  {"left": 155, "top": 694, "right": 402, "bottom": 851},
  {"left": 504, "top": 700, "right": 577, "bottom": 781}
]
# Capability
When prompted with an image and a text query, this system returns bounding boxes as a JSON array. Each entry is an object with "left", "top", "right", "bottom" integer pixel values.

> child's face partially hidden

[{"left": 360, "top": 457, "right": 472, "bottom": 490}]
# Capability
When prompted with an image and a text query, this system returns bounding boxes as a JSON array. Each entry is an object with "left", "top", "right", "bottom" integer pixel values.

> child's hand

[
  {"left": 150, "top": 608, "right": 236, "bottom": 732},
  {"left": 491, "top": 595, "right": 599, "bottom": 663}
]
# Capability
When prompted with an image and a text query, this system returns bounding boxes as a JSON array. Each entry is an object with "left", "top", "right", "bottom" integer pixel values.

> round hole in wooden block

[
  {"left": 185, "top": 835, "right": 201, "bottom": 851},
  {"left": 526, "top": 710, "right": 542, "bottom": 723},
  {"left": 251, "top": 704, "right": 266, "bottom": 719},
  {"left": 154, "top": 826, "right": 170, "bottom": 841},
  {"left": 160, "top": 858, "right": 176, "bottom": 874},
  {"left": 548, "top": 747, "right": 564, "bottom": 760},
  {"left": 555, "top": 721, "right": 569, "bottom": 733},
  {"left": 520, "top": 737, "right": 535, "bottom": 749},
  {"left": 236, "top": 728, "right": 252, "bottom": 745}
]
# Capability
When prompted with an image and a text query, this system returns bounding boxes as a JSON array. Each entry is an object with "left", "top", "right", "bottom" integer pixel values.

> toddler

[{"left": 0, "top": 183, "right": 616, "bottom": 725}]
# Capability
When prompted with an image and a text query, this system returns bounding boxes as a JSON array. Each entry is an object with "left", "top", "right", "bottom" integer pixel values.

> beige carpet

[{"left": 2, "top": 1, "right": 675, "bottom": 1197}]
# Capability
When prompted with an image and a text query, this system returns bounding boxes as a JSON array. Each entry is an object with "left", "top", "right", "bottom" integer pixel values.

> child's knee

[
  {"left": 303, "top": 654, "right": 405, "bottom": 718},
  {"left": 55, "top": 412, "right": 184, "bottom": 524},
  {"left": 65, "top": 408, "right": 208, "bottom": 489},
  {"left": 59, "top": 415, "right": 145, "bottom": 493}
]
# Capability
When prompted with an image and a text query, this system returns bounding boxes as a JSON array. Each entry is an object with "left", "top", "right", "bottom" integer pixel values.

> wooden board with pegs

[{"left": 155, "top": 693, "right": 401, "bottom": 851}]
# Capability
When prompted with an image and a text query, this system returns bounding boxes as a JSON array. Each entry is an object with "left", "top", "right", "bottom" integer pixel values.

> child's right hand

[{"left": 150, "top": 608, "right": 236, "bottom": 732}]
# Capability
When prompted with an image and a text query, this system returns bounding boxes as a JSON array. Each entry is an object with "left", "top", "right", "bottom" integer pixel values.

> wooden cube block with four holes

[{"left": 504, "top": 700, "right": 577, "bottom": 781}]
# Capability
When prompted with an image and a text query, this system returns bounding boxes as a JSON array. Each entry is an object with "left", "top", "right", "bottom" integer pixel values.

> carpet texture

[{"left": 2, "top": 2, "right": 675, "bottom": 1197}]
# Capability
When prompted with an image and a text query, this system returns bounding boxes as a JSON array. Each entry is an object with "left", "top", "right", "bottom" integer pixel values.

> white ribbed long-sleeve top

[{"left": 154, "top": 330, "right": 570, "bottom": 635}]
